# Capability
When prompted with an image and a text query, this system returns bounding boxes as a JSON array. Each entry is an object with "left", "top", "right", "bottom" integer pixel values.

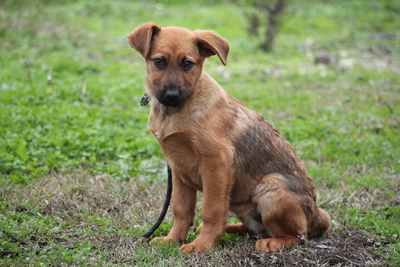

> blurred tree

[
  {"left": 239, "top": 0, "right": 287, "bottom": 52},
  {"left": 244, "top": 12, "right": 261, "bottom": 36},
  {"left": 258, "top": 0, "right": 286, "bottom": 52}
]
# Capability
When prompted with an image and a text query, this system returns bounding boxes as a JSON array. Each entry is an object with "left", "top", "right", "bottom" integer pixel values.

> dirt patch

[{"left": 238, "top": 229, "right": 384, "bottom": 267}]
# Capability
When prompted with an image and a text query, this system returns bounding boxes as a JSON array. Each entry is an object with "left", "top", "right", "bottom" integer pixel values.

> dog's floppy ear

[
  {"left": 194, "top": 30, "right": 230, "bottom": 66},
  {"left": 127, "top": 22, "right": 161, "bottom": 58}
]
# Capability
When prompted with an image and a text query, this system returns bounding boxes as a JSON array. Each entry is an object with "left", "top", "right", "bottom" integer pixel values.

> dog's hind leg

[
  {"left": 225, "top": 223, "right": 253, "bottom": 235},
  {"left": 308, "top": 207, "right": 331, "bottom": 238},
  {"left": 198, "top": 221, "right": 253, "bottom": 235},
  {"left": 253, "top": 173, "right": 309, "bottom": 252},
  {"left": 225, "top": 205, "right": 267, "bottom": 235}
]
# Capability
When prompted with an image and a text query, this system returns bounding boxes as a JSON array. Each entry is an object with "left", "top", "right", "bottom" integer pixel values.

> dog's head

[{"left": 127, "top": 22, "right": 230, "bottom": 107}]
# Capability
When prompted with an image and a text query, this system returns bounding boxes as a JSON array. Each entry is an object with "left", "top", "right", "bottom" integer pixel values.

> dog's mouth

[{"left": 156, "top": 89, "right": 190, "bottom": 107}]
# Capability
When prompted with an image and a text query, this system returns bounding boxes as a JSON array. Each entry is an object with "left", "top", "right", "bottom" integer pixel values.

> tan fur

[{"left": 127, "top": 22, "right": 331, "bottom": 254}]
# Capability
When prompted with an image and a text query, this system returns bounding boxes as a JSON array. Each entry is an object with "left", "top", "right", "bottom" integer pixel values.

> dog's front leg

[
  {"left": 150, "top": 170, "right": 196, "bottom": 246},
  {"left": 180, "top": 162, "right": 231, "bottom": 254}
]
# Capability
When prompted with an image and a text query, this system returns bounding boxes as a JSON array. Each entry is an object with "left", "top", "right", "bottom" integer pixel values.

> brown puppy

[{"left": 127, "top": 22, "right": 330, "bottom": 254}]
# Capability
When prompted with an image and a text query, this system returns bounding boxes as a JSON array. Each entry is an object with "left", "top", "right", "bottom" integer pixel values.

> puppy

[{"left": 127, "top": 22, "right": 330, "bottom": 254}]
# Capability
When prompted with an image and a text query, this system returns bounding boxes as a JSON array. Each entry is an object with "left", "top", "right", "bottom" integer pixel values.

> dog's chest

[
  {"left": 148, "top": 106, "right": 187, "bottom": 140},
  {"left": 161, "top": 133, "right": 204, "bottom": 190}
]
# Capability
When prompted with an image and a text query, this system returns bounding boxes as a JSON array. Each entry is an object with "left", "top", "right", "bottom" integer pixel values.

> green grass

[{"left": 1, "top": 0, "right": 399, "bottom": 265}]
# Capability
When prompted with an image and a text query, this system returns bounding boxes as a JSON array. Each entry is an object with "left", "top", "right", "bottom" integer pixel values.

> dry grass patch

[{"left": 1, "top": 170, "right": 391, "bottom": 266}]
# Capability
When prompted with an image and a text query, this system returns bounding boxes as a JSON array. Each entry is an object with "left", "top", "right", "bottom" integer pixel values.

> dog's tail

[{"left": 307, "top": 208, "right": 331, "bottom": 238}]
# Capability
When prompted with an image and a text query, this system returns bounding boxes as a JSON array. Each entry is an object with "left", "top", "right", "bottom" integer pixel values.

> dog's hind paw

[{"left": 255, "top": 237, "right": 299, "bottom": 252}]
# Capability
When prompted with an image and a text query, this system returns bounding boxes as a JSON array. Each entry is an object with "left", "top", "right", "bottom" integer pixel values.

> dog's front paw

[
  {"left": 149, "top": 236, "right": 181, "bottom": 247},
  {"left": 179, "top": 241, "right": 213, "bottom": 254}
]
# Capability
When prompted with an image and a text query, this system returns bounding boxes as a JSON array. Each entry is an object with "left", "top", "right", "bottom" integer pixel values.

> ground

[{"left": 1, "top": 171, "right": 394, "bottom": 266}]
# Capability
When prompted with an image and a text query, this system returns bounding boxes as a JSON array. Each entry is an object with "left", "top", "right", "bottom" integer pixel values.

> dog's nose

[{"left": 165, "top": 91, "right": 180, "bottom": 102}]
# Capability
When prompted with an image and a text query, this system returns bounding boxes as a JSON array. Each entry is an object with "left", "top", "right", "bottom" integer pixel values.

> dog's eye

[
  {"left": 153, "top": 58, "right": 165, "bottom": 69},
  {"left": 182, "top": 60, "right": 194, "bottom": 71}
]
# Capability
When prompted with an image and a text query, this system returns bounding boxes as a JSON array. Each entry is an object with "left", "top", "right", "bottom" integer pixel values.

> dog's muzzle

[{"left": 156, "top": 89, "right": 189, "bottom": 107}]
